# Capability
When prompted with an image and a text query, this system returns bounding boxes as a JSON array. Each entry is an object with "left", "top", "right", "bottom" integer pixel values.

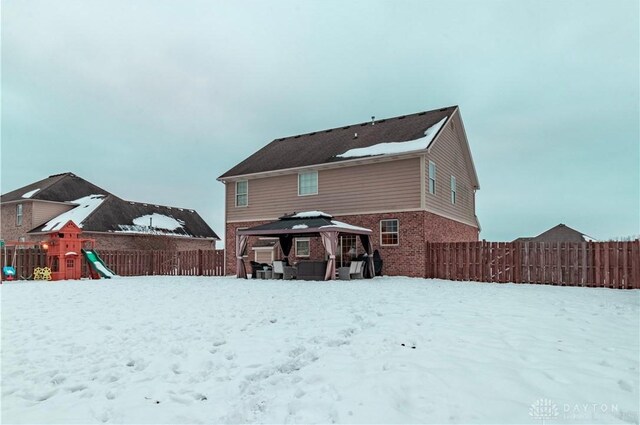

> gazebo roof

[{"left": 237, "top": 211, "right": 372, "bottom": 237}]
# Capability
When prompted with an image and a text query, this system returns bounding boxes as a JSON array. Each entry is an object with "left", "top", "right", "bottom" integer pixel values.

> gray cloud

[{"left": 2, "top": 0, "right": 638, "bottom": 242}]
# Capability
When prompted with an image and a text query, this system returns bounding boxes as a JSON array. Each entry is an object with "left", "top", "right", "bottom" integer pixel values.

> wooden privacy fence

[
  {"left": 425, "top": 241, "right": 640, "bottom": 289},
  {"left": 0, "top": 248, "right": 47, "bottom": 279},
  {"left": 1, "top": 249, "right": 225, "bottom": 279},
  {"left": 98, "top": 250, "right": 225, "bottom": 276}
]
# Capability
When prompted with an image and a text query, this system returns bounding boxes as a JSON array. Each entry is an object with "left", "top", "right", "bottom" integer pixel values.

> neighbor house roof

[
  {"left": 0, "top": 172, "right": 113, "bottom": 203},
  {"left": 514, "top": 224, "right": 596, "bottom": 243},
  {"left": 2, "top": 172, "right": 219, "bottom": 240},
  {"left": 219, "top": 106, "right": 457, "bottom": 179},
  {"left": 29, "top": 196, "right": 218, "bottom": 239}
]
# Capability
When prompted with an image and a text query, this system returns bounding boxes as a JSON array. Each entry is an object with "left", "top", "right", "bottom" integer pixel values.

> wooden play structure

[
  {"left": 45, "top": 221, "right": 93, "bottom": 281},
  {"left": 1, "top": 220, "right": 115, "bottom": 282}
]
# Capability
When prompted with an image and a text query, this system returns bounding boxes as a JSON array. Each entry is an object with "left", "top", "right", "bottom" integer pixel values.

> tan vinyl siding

[
  {"left": 32, "top": 201, "right": 75, "bottom": 228},
  {"left": 424, "top": 114, "right": 477, "bottom": 227},
  {"left": 226, "top": 157, "right": 421, "bottom": 221}
]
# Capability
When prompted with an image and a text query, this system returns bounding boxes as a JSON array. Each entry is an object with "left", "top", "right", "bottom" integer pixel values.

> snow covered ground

[{"left": 1, "top": 276, "right": 638, "bottom": 424}]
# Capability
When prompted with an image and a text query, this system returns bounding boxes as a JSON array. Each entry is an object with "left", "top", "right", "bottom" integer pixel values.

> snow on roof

[
  {"left": 582, "top": 234, "right": 597, "bottom": 242},
  {"left": 114, "top": 226, "right": 194, "bottom": 238},
  {"left": 41, "top": 195, "right": 106, "bottom": 232},
  {"left": 132, "top": 213, "right": 185, "bottom": 231},
  {"left": 336, "top": 117, "right": 448, "bottom": 158},
  {"left": 292, "top": 224, "right": 309, "bottom": 229},
  {"left": 22, "top": 188, "right": 41, "bottom": 198},
  {"left": 291, "top": 211, "right": 332, "bottom": 218},
  {"left": 321, "top": 220, "right": 371, "bottom": 232}
]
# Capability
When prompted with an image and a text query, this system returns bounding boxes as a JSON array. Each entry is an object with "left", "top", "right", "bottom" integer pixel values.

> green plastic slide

[{"left": 82, "top": 249, "right": 116, "bottom": 278}]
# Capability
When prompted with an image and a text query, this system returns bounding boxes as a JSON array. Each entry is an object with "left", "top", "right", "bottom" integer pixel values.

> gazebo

[{"left": 236, "top": 211, "right": 375, "bottom": 280}]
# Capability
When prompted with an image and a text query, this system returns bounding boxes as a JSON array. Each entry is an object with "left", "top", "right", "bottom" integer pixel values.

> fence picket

[{"left": 419, "top": 241, "right": 636, "bottom": 289}]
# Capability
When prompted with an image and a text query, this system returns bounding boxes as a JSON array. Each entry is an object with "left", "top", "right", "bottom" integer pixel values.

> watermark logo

[
  {"left": 529, "top": 398, "right": 559, "bottom": 423},
  {"left": 528, "top": 399, "right": 628, "bottom": 423}
]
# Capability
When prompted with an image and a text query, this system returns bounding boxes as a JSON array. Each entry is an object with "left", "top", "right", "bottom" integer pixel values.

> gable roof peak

[{"left": 48, "top": 172, "right": 76, "bottom": 178}]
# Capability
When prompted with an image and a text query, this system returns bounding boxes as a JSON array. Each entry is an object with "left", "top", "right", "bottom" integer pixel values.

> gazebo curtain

[
  {"left": 236, "top": 234, "right": 248, "bottom": 279},
  {"left": 279, "top": 235, "right": 293, "bottom": 261},
  {"left": 359, "top": 234, "right": 375, "bottom": 279},
  {"left": 320, "top": 231, "right": 339, "bottom": 280}
]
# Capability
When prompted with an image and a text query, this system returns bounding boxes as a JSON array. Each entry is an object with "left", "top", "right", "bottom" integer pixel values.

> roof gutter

[{"left": 218, "top": 150, "right": 428, "bottom": 183}]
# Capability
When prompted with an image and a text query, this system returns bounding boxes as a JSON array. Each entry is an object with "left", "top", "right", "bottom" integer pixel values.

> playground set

[{"left": 1, "top": 220, "right": 115, "bottom": 282}]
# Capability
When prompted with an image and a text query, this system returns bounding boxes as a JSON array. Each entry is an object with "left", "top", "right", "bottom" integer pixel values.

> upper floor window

[
  {"left": 450, "top": 175, "right": 457, "bottom": 204},
  {"left": 16, "top": 203, "right": 23, "bottom": 226},
  {"left": 428, "top": 161, "right": 436, "bottom": 195},
  {"left": 380, "top": 219, "right": 399, "bottom": 246},
  {"left": 295, "top": 238, "right": 310, "bottom": 257},
  {"left": 298, "top": 171, "right": 318, "bottom": 196},
  {"left": 236, "top": 180, "right": 248, "bottom": 207}
]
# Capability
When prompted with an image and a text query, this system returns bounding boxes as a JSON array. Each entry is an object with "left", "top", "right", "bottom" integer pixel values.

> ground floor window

[
  {"left": 380, "top": 219, "right": 399, "bottom": 246},
  {"left": 253, "top": 248, "right": 274, "bottom": 264},
  {"left": 295, "top": 238, "right": 310, "bottom": 257}
]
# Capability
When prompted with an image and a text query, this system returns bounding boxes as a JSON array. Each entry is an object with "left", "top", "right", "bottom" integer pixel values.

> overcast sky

[{"left": 2, "top": 0, "right": 638, "bottom": 242}]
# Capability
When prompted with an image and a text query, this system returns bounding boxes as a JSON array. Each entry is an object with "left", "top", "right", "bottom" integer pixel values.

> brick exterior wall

[
  {"left": 225, "top": 211, "right": 478, "bottom": 277},
  {"left": 1, "top": 201, "right": 33, "bottom": 242}
]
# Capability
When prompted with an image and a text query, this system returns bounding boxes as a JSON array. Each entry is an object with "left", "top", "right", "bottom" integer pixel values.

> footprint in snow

[
  {"left": 66, "top": 384, "right": 88, "bottom": 393},
  {"left": 211, "top": 338, "right": 226, "bottom": 347}
]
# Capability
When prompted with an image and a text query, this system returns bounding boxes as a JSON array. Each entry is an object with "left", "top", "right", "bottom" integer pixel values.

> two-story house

[
  {"left": 218, "top": 106, "right": 480, "bottom": 277},
  {"left": 1, "top": 172, "right": 219, "bottom": 250}
]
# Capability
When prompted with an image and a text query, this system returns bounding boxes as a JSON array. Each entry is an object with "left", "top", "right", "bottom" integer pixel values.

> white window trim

[
  {"left": 428, "top": 161, "right": 436, "bottom": 195},
  {"left": 235, "top": 180, "right": 248, "bottom": 207},
  {"left": 16, "top": 203, "right": 23, "bottom": 226},
  {"left": 295, "top": 238, "right": 311, "bottom": 257},
  {"left": 450, "top": 175, "right": 456, "bottom": 205},
  {"left": 379, "top": 219, "right": 399, "bottom": 246},
  {"left": 297, "top": 171, "right": 318, "bottom": 196}
]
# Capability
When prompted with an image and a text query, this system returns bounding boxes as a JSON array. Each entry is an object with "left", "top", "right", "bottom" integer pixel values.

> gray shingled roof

[
  {"left": 2, "top": 172, "right": 219, "bottom": 240},
  {"left": 219, "top": 106, "right": 457, "bottom": 178},
  {"left": 514, "top": 224, "right": 595, "bottom": 243},
  {"left": 0, "top": 172, "right": 112, "bottom": 203},
  {"left": 237, "top": 212, "right": 371, "bottom": 237},
  {"left": 29, "top": 196, "right": 218, "bottom": 239}
]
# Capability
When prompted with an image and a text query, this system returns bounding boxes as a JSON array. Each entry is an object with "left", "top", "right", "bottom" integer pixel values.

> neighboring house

[
  {"left": 218, "top": 105, "right": 480, "bottom": 277},
  {"left": 1, "top": 172, "right": 219, "bottom": 250},
  {"left": 513, "top": 223, "right": 596, "bottom": 243}
]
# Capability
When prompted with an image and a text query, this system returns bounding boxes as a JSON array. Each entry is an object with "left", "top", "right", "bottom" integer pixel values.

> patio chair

[
  {"left": 272, "top": 260, "right": 297, "bottom": 280},
  {"left": 250, "top": 261, "right": 270, "bottom": 279},
  {"left": 338, "top": 260, "right": 364, "bottom": 280}
]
